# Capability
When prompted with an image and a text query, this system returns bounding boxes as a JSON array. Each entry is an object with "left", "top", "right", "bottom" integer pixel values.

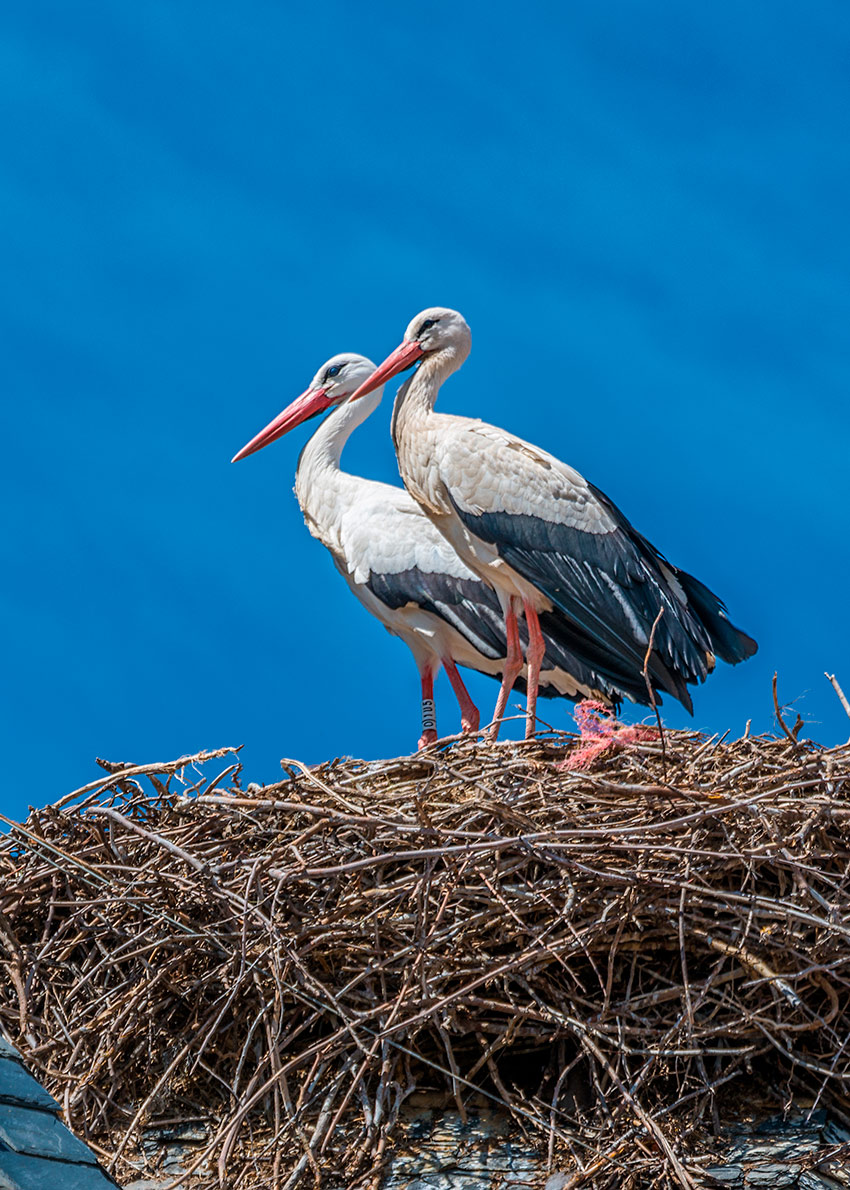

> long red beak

[
  {"left": 348, "top": 340, "right": 423, "bottom": 402},
  {"left": 231, "top": 387, "right": 331, "bottom": 462}
]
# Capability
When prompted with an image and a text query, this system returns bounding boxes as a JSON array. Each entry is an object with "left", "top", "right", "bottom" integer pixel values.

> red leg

[
  {"left": 522, "top": 599, "right": 546, "bottom": 740},
  {"left": 442, "top": 657, "right": 480, "bottom": 734},
  {"left": 489, "top": 598, "right": 523, "bottom": 741},
  {"left": 418, "top": 665, "right": 438, "bottom": 750}
]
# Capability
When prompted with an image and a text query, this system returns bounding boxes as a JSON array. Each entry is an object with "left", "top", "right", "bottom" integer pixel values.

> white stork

[
  {"left": 232, "top": 354, "right": 625, "bottom": 749},
  {"left": 349, "top": 309, "right": 758, "bottom": 739}
]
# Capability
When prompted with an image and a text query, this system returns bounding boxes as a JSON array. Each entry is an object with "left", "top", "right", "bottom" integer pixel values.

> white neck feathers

[{"left": 295, "top": 388, "right": 383, "bottom": 524}]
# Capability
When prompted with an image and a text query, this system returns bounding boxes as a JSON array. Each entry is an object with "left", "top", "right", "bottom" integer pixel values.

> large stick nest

[{"left": 1, "top": 723, "right": 850, "bottom": 1189}]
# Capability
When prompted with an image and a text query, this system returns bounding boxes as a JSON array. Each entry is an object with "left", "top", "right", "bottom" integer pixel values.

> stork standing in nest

[
  {"left": 233, "top": 354, "right": 625, "bottom": 749},
  {"left": 350, "top": 309, "right": 757, "bottom": 740}
]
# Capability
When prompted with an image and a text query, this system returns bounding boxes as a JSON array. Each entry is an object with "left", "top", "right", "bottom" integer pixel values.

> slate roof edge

[{"left": 0, "top": 1037, "right": 122, "bottom": 1188}]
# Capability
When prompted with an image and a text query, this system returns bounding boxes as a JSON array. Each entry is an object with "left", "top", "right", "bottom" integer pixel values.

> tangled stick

[{"left": 0, "top": 726, "right": 849, "bottom": 1188}]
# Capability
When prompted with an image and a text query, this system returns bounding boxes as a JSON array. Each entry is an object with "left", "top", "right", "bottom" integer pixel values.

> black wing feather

[
  {"left": 450, "top": 484, "right": 756, "bottom": 712},
  {"left": 366, "top": 568, "right": 506, "bottom": 661},
  {"left": 365, "top": 566, "right": 637, "bottom": 704}
]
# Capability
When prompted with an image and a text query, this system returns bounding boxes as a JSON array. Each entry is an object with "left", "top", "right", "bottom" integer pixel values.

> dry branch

[{"left": 1, "top": 726, "right": 849, "bottom": 1188}]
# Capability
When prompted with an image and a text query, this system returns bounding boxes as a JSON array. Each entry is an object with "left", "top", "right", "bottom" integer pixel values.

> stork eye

[
  {"left": 418, "top": 318, "right": 439, "bottom": 336},
  {"left": 326, "top": 363, "right": 344, "bottom": 379}
]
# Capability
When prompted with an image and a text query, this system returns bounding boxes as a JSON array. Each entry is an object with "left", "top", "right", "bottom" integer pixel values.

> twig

[
  {"left": 642, "top": 607, "right": 668, "bottom": 773},
  {"left": 51, "top": 747, "right": 240, "bottom": 810},
  {"left": 772, "top": 672, "right": 802, "bottom": 746},
  {"left": 825, "top": 672, "right": 850, "bottom": 742}
]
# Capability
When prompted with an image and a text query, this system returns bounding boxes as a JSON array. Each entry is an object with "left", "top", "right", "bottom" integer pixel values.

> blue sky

[{"left": 3, "top": 2, "right": 849, "bottom": 819}]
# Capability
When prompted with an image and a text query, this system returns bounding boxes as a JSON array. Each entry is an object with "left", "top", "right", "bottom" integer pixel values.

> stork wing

[
  {"left": 437, "top": 420, "right": 754, "bottom": 704},
  {"left": 338, "top": 491, "right": 506, "bottom": 661},
  {"left": 338, "top": 484, "right": 637, "bottom": 701}
]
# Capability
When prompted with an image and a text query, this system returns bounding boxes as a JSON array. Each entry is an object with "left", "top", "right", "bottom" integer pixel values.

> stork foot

[
  {"left": 441, "top": 657, "right": 480, "bottom": 739},
  {"left": 461, "top": 708, "right": 480, "bottom": 734},
  {"left": 418, "top": 728, "right": 438, "bottom": 750}
]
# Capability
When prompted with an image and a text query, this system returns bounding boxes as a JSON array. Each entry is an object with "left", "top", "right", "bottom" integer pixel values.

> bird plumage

[
  {"left": 350, "top": 308, "right": 757, "bottom": 727},
  {"left": 233, "top": 352, "right": 624, "bottom": 748}
]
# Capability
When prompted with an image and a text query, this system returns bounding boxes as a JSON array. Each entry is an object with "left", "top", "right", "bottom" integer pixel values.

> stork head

[
  {"left": 403, "top": 307, "right": 471, "bottom": 355},
  {"left": 232, "top": 353, "right": 377, "bottom": 462},
  {"left": 349, "top": 308, "right": 471, "bottom": 401},
  {"left": 309, "top": 353, "right": 378, "bottom": 405}
]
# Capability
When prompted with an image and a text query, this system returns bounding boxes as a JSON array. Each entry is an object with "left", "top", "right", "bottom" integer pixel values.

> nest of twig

[{"left": 1, "top": 722, "right": 850, "bottom": 1189}]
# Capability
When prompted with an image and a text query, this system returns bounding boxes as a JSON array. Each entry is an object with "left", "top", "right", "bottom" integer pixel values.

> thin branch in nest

[
  {"left": 825, "top": 672, "right": 850, "bottom": 742},
  {"left": 642, "top": 606, "right": 668, "bottom": 774},
  {"left": 772, "top": 671, "right": 805, "bottom": 745}
]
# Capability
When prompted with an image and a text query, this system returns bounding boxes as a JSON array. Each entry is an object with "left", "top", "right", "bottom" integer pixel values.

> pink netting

[{"left": 564, "top": 699, "right": 658, "bottom": 769}]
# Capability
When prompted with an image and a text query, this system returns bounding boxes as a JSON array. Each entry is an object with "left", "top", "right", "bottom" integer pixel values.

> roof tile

[
  {"left": 0, "top": 1058, "right": 59, "bottom": 1112},
  {"left": 0, "top": 1103, "right": 98, "bottom": 1165},
  {"left": 0, "top": 1150, "right": 118, "bottom": 1190}
]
